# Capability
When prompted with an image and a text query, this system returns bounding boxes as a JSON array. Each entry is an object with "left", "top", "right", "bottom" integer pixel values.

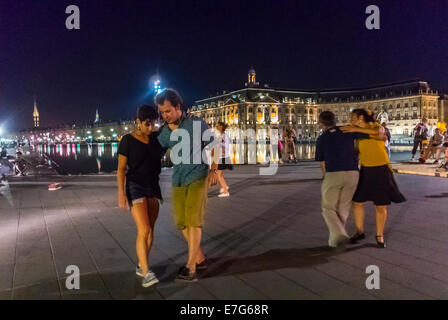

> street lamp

[{"left": 154, "top": 79, "right": 162, "bottom": 94}]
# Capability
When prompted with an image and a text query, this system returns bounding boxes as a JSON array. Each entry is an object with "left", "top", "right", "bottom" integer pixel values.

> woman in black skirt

[
  {"left": 216, "top": 122, "right": 233, "bottom": 197},
  {"left": 341, "top": 109, "right": 406, "bottom": 248}
]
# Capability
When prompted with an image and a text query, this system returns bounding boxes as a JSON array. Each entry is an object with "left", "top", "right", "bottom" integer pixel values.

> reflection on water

[
  {"left": 38, "top": 142, "right": 412, "bottom": 170},
  {"left": 39, "top": 142, "right": 316, "bottom": 163},
  {"left": 40, "top": 143, "right": 118, "bottom": 158}
]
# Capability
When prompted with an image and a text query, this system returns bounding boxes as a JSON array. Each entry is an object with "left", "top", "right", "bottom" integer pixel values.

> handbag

[{"left": 278, "top": 140, "right": 283, "bottom": 151}]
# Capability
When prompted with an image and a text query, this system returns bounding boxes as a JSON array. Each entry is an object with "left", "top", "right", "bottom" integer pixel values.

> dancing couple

[
  {"left": 316, "top": 109, "right": 405, "bottom": 249},
  {"left": 117, "top": 89, "right": 218, "bottom": 287}
]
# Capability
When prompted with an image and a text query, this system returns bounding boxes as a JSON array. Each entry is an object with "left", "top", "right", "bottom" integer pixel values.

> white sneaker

[
  {"left": 220, "top": 187, "right": 229, "bottom": 193},
  {"left": 218, "top": 192, "right": 230, "bottom": 198},
  {"left": 142, "top": 270, "right": 159, "bottom": 288},
  {"left": 48, "top": 183, "right": 61, "bottom": 191}
]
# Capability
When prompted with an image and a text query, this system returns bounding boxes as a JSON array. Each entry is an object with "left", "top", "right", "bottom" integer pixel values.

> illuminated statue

[{"left": 377, "top": 107, "right": 389, "bottom": 124}]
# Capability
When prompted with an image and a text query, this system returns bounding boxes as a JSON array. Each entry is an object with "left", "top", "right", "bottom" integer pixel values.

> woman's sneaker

[
  {"left": 142, "top": 270, "right": 159, "bottom": 288},
  {"left": 136, "top": 266, "right": 144, "bottom": 277},
  {"left": 218, "top": 192, "right": 230, "bottom": 198}
]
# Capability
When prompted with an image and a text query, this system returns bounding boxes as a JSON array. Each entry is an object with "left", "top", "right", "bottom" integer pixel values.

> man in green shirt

[{"left": 156, "top": 88, "right": 218, "bottom": 282}]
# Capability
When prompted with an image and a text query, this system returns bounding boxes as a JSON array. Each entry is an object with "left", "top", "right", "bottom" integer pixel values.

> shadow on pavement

[{"left": 425, "top": 193, "right": 448, "bottom": 198}]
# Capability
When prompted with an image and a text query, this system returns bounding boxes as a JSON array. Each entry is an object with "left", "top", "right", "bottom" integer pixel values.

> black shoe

[
  {"left": 175, "top": 267, "right": 198, "bottom": 283},
  {"left": 376, "top": 236, "right": 386, "bottom": 248},
  {"left": 196, "top": 260, "right": 208, "bottom": 270},
  {"left": 350, "top": 232, "right": 366, "bottom": 243}
]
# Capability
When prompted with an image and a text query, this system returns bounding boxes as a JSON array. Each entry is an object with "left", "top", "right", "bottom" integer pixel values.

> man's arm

[
  {"left": 320, "top": 161, "right": 326, "bottom": 175},
  {"left": 340, "top": 124, "right": 382, "bottom": 136},
  {"left": 342, "top": 125, "right": 387, "bottom": 141}
]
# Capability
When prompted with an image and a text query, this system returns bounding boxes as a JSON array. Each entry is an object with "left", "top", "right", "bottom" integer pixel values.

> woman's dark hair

[
  {"left": 137, "top": 105, "right": 159, "bottom": 122},
  {"left": 318, "top": 111, "right": 336, "bottom": 127},
  {"left": 154, "top": 88, "right": 183, "bottom": 109},
  {"left": 217, "top": 121, "right": 228, "bottom": 131},
  {"left": 351, "top": 108, "right": 375, "bottom": 123}
]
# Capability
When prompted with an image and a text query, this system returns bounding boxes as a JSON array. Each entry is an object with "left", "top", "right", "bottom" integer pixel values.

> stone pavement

[
  {"left": 1, "top": 163, "right": 448, "bottom": 300},
  {"left": 392, "top": 161, "right": 448, "bottom": 178}
]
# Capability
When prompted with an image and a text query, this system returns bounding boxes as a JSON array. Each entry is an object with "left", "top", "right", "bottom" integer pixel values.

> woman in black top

[{"left": 117, "top": 105, "right": 165, "bottom": 288}]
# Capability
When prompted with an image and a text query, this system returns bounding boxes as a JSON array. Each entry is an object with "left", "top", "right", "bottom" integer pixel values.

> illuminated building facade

[{"left": 190, "top": 69, "right": 443, "bottom": 140}]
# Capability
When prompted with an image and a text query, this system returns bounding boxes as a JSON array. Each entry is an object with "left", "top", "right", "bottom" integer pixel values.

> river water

[{"left": 29, "top": 142, "right": 414, "bottom": 174}]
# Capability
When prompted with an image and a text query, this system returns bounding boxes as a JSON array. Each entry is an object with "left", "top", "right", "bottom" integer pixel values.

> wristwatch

[{"left": 210, "top": 169, "right": 218, "bottom": 174}]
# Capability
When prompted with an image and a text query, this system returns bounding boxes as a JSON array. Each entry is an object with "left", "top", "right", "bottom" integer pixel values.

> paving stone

[
  {"left": 238, "top": 271, "right": 321, "bottom": 300},
  {"left": 0, "top": 264, "right": 14, "bottom": 291},
  {"left": 14, "top": 238, "right": 57, "bottom": 287},
  {"left": 199, "top": 275, "right": 269, "bottom": 300},
  {"left": 2, "top": 165, "right": 448, "bottom": 299},
  {"left": 61, "top": 272, "right": 111, "bottom": 300},
  {"left": 156, "top": 282, "right": 216, "bottom": 300},
  {"left": 0, "top": 289, "right": 12, "bottom": 300},
  {"left": 13, "top": 281, "right": 61, "bottom": 300}
]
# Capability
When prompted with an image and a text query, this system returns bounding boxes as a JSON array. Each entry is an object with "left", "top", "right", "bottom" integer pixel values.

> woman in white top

[{"left": 216, "top": 122, "right": 233, "bottom": 197}]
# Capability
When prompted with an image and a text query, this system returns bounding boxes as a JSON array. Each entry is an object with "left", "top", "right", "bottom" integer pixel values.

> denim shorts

[{"left": 125, "top": 180, "right": 162, "bottom": 207}]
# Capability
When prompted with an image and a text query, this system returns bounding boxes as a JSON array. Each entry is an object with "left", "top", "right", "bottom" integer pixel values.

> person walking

[
  {"left": 156, "top": 89, "right": 218, "bottom": 282},
  {"left": 285, "top": 128, "right": 296, "bottom": 163},
  {"left": 315, "top": 111, "right": 376, "bottom": 248},
  {"left": 117, "top": 105, "right": 165, "bottom": 287},
  {"left": 411, "top": 118, "right": 429, "bottom": 161},
  {"left": 381, "top": 122, "right": 391, "bottom": 160},
  {"left": 341, "top": 109, "right": 406, "bottom": 248},
  {"left": 215, "top": 122, "right": 233, "bottom": 197}
]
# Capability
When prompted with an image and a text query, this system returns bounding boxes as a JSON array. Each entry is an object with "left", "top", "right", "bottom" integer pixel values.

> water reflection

[{"left": 37, "top": 142, "right": 412, "bottom": 169}]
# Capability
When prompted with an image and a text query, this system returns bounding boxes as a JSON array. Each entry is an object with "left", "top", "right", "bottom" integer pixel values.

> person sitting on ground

[
  {"left": 14, "top": 151, "right": 27, "bottom": 176},
  {"left": 419, "top": 128, "right": 444, "bottom": 164},
  {"left": 436, "top": 130, "right": 448, "bottom": 171}
]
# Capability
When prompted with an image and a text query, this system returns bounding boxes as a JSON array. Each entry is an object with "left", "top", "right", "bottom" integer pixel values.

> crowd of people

[
  {"left": 411, "top": 117, "right": 448, "bottom": 169},
  {"left": 115, "top": 88, "right": 429, "bottom": 288}
]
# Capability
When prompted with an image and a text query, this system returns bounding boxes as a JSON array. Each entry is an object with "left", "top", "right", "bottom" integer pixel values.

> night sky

[{"left": 1, "top": 0, "right": 447, "bottom": 131}]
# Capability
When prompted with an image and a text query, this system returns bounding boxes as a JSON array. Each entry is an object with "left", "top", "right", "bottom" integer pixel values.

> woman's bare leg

[
  {"left": 375, "top": 205, "right": 387, "bottom": 242},
  {"left": 353, "top": 202, "right": 365, "bottom": 234},
  {"left": 131, "top": 199, "right": 151, "bottom": 274},
  {"left": 217, "top": 170, "right": 228, "bottom": 193},
  {"left": 145, "top": 197, "right": 159, "bottom": 257}
]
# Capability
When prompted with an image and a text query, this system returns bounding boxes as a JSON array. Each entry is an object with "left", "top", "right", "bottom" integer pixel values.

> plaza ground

[{"left": 1, "top": 163, "right": 448, "bottom": 300}]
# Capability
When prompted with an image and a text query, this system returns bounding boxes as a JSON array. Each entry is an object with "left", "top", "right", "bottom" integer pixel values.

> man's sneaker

[
  {"left": 350, "top": 232, "right": 366, "bottom": 243},
  {"left": 196, "top": 260, "right": 208, "bottom": 270},
  {"left": 175, "top": 267, "right": 198, "bottom": 282},
  {"left": 218, "top": 192, "right": 230, "bottom": 198},
  {"left": 48, "top": 183, "right": 61, "bottom": 191},
  {"left": 142, "top": 270, "right": 159, "bottom": 288}
]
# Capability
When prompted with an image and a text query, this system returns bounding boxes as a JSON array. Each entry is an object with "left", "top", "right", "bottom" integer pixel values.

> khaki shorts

[{"left": 172, "top": 178, "right": 208, "bottom": 230}]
